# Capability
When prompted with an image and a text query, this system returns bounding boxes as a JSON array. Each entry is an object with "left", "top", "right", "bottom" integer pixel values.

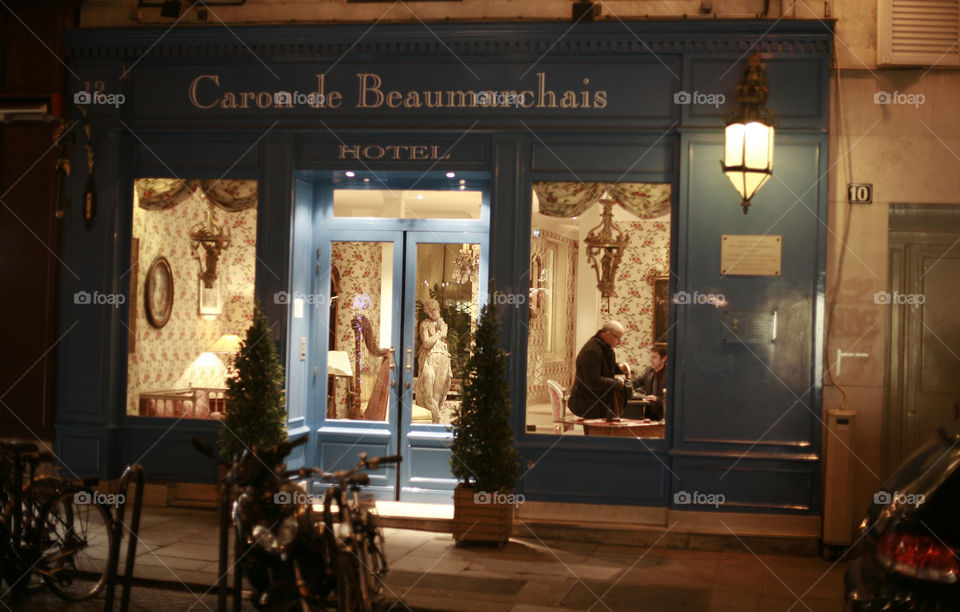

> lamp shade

[
  {"left": 208, "top": 333, "right": 242, "bottom": 354},
  {"left": 722, "top": 120, "right": 774, "bottom": 213}
]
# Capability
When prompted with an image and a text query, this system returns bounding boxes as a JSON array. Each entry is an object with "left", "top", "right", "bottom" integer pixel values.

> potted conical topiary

[
  {"left": 449, "top": 295, "right": 520, "bottom": 546},
  {"left": 219, "top": 304, "right": 287, "bottom": 459}
]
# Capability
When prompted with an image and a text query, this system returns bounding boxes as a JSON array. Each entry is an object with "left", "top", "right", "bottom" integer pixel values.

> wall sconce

[
  {"left": 721, "top": 54, "right": 776, "bottom": 214},
  {"left": 583, "top": 197, "right": 629, "bottom": 306},
  {"left": 190, "top": 205, "right": 231, "bottom": 288}
]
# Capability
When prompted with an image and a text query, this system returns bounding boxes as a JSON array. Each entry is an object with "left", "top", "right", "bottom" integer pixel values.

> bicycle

[
  {"left": 0, "top": 440, "right": 114, "bottom": 602},
  {"left": 297, "top": 453, "right": 399, "bottom": 612}
]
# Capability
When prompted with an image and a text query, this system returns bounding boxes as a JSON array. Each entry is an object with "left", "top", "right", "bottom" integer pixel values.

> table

[{"left": 581, "top": 418, "right": 665, "bottom": 438}]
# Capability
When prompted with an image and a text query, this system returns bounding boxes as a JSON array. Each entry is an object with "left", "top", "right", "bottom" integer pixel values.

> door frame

[
  {"left": 886, "top": 204, "right": 960, "bottom": 474},
  {"left": 398, "top": 231, "right": 489, "bottom": 501},
  {"left": 303, "top": 175, "right": 491, "bottom": 501}
]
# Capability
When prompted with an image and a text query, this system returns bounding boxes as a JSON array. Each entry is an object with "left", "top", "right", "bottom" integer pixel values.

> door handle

[
  {"left": 389, "top": 346, "right": 396, "bottom": 387},
  {"left": 405, "top": 346, "right": 412, "bottom": 388}
]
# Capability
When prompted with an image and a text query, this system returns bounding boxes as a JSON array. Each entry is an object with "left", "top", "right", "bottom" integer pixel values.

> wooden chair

[{"left": 546, "top": 379, "right": 578, "bottom": 433}]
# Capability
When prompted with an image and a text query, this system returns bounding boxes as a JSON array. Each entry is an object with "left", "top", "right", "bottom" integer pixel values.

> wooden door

[{"left": 887, "top": 209, "right": 960, "bottom": 472}]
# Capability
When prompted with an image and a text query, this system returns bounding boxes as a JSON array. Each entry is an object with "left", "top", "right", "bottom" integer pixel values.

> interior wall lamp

[
  {"left": 190, "top": 205, "right": 231, "bottom": 288},
  {"left": 721, "top": 54, "right": 777, "bottom": 214},
  {"left": 583, "top": 197, "right": 629, "bottom": 307}
]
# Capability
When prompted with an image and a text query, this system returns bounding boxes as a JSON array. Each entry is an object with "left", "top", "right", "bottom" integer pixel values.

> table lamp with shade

[{"left": 209, "top": 333, "right": 242, "bottom": 372}]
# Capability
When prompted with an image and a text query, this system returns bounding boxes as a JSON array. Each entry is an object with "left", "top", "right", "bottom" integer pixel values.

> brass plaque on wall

[{"left": 721, "top": 235, "right": 782, "bottom": 276}]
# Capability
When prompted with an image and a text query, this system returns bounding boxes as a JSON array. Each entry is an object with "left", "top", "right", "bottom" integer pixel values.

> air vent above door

[{"left": 879, "top": 0, "right": 960, "bottom": 66}]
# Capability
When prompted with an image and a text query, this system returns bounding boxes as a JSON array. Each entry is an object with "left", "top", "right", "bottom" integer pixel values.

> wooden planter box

[{"left": 452, "top": 484, "right": 514, "bottom": 546}]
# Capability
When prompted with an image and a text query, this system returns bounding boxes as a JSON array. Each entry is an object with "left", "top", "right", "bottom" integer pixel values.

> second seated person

[
  {"left": 568, "top": 320, "right": 631, "bottom": 420},
  {"left": 632, "top": 346, "right": 667, "bottom": 421}
]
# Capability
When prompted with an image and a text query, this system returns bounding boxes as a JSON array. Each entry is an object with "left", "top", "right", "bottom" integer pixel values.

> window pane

[
  {"left": 333, "top": 189, "right": 482, "bottom": 219},
  {"left": 328, "top": 241, "right": 394, "bottom": 422},
  {"left": 526, "top": 183, "right": 670, "bottom": 437},
  {"left": 413, "top": 243, "right": 480, "bottom": 425},
  {"left": 128, "top": 179, "right": 257, "bottom": 420}
]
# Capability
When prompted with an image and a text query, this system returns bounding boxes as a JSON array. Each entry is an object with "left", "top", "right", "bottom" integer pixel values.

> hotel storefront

[{"left": 57, "top": 21, "right": 832, "bottom": 537}]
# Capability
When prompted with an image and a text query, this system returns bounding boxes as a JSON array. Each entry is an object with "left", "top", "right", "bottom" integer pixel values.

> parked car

[{"left": 845, "top": 420, "right": 960, "bottom": 611}]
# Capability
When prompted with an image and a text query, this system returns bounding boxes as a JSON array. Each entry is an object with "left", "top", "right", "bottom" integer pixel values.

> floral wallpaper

[
  {"left": 126, "top": 181, "right": 257, "bottom": 418},
  {"left": 600, "top": 211, "right": 671, "bottom": 375},
  {"left": 527, "top": 230, "right": 578, "bottom": 402},
  {"left": 331, "top": 241, "right": 384, "bottom": 419}
]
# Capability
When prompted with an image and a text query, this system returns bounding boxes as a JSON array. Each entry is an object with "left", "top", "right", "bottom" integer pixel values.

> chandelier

[
  {"left": 452, "top": 243, "right": 479, "bottom": 284},
  {"left": 583, "top": 197, "right": 629, "bottom": 304}
]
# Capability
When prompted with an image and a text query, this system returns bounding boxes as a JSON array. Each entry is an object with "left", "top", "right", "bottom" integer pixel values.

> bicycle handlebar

[
  {"left": 364, "top": 455, "right": 401, "bottom": 469},
  {"left": 289, "top": 452, "right": 402, "bottom": 483}
]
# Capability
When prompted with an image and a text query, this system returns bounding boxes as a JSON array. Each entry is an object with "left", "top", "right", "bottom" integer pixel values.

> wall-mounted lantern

[
  {"left": 189, "top": 205, "right": 231, "bottom": 288},
  {"left": 721, "top": 54, "right": 776, "bottom": 214}
]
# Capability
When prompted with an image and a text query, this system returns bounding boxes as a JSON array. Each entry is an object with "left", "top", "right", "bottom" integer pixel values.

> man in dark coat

[{"left": 568, "top": 321, "right": 630, "bottom": 420}]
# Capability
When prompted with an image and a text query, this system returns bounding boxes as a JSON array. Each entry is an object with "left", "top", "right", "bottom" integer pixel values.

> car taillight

[{"left": 877, "top": 532, "right": 960, "bottom": 584}]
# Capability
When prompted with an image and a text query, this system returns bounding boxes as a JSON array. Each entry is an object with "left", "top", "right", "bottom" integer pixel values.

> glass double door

[{"left": 321, "top": 230, "right": 486, "bottom": 501}]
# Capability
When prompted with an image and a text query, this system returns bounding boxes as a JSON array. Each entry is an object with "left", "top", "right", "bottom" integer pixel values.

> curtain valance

[
  {"left": 532, "top": 182, "right": 671, "bottom": 219},
  {"left": 135, "top": 179, "right": 257, "bottom": 212}
]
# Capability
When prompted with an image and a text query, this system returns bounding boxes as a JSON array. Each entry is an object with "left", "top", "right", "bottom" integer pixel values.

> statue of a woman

[{"left": 415, "top": 298, "right": 452, "bottom": 423}]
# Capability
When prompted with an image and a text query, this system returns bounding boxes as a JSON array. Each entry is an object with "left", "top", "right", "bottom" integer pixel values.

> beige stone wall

[
  {"left": 826, "top": 68, "right": 960, "bottom": 524},
  {"left": 79, "top": 0, "right": 823, "bottom": 28}
]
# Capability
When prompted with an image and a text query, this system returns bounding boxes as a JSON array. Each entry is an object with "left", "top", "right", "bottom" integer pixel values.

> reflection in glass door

[{"left": 324, "top": 233, "right": 485, "bottom": 501}]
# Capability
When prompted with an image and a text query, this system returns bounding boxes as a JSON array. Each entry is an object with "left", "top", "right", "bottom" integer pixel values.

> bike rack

[
  {"left": 215, "top": 468, "right": 244, "bottom": 612},
  {"left": 104, "top": 464, "right": 145, "bottom": 612}
]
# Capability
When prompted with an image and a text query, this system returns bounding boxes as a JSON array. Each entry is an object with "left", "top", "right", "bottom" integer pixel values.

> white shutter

[{"left": 878, "top": 0, "right": 960, "bottom": 66}]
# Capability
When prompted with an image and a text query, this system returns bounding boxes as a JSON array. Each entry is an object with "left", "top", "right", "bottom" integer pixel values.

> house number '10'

[{"left": 847, "top": 183, "right": 873, "bottom": 204}]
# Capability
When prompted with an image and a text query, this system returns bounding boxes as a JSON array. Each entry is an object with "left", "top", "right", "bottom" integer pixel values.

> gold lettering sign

[
  {"left": 187, "top": 72, "right": 608, "bottom": 111},
  {"left": 337, "top": 144, "right": 451, "bottom": 161}
]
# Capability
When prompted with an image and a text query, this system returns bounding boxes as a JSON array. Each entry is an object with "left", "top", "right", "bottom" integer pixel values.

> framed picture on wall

[
  {"left": 198, "top": 277, "right": 222, "bottom": 316},
  {"left": 145, "top": 256, "right": 174, "bottom": 328},
  {"left": 652, "top": 276, "right": 669, "bottom": 346}
]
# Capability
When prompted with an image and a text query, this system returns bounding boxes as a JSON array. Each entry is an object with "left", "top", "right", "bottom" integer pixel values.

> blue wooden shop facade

[{"left": 56, "top": 21, "right": 831, "bottom": 515}]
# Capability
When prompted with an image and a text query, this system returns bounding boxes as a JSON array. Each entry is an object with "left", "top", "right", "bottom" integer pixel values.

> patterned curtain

[
  {"left": 533, "top": 181, "right": 671, "bottom": 219},
  {"left": 136, "top": 179, "right": 257, "bottom": 212},
  {"left": 135, "top": 178, "right": 191, "bottom": 211}
]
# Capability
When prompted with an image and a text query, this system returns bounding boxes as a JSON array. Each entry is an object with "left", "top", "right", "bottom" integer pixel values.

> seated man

[
  {"left": 632, "top": 346, "right": 667, "bottom": 421},
  {"left": 568, "top": 321, "right": 631, "bottom": 420}
]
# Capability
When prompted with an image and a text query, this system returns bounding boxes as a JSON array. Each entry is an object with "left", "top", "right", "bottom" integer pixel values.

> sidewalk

[{"left": 35, "top": 506, "right": 848, "bottom": 611}]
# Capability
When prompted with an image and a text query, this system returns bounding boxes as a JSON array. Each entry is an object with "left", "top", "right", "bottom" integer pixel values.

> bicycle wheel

[
  {"left": 356, "top": 511, "right": 386, "bottom": 601},
  {"left": 35, "top": 488, "right": 113, "bottom": 601},
  {"left": 335, "top": 548, "right": 374, "bottom": 612}
]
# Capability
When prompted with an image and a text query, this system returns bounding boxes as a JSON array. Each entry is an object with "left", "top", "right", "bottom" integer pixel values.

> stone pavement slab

[{"left": 1, "top": 506, "right": 848, "bottom": 611}]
